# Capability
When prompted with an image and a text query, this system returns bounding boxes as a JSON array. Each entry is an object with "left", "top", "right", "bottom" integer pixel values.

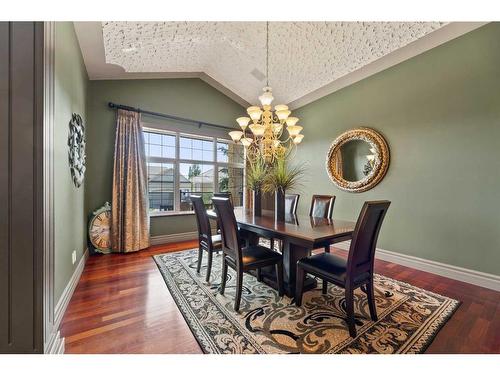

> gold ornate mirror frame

[{"left": 326, "top": 127, "right": 390, "bottom": 193}]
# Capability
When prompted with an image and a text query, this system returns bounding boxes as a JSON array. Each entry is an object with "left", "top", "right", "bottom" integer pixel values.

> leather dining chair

[
  {"left": 309, "top": 194, "right": 335, "bottom": 253},
  {"left": 269, "top": 193, "right": 300, "bottom": 252},
  {"left": 213, "top": 192, "right": 234, "bottom": 207},
  {"left": 191, "top": 195, "right": 222, "bottom": 282},
  {"left": 212, "top": 197, "right": 284, "bottom": 311},
  {"left": 309, "top": 194, "right": 335, "bottom": 219},
  {"left": 295, "top": 200, "right": 391, "bottom": 338}
]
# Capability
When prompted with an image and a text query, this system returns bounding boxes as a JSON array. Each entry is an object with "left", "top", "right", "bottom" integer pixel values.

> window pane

[
  {"left": 217, "top": 141, "right": 243, "bottom": 164},
  {"left": 180, "top": 135, "right": 213, "bottom": 162},
  {"left": 147, "top": 162, "right": 174, "bottom": 212},
  {"left": 218, "top": 166, "right": 244, "bottom": 207},
  {"left": 144, "top": 131, "right": 176, "bottom": 159},
  {"left": 179, "top": 163, "right": 214, "bottom": 210}
]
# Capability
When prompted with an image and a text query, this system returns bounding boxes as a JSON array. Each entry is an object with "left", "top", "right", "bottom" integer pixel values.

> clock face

[{"left": 89, "top": 209, "right": 111, "bottom": 251}]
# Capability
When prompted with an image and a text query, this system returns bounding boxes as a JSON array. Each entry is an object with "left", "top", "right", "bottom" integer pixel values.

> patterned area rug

[{"left": 153, "top": 249, "right": 459, "bottom": 354}]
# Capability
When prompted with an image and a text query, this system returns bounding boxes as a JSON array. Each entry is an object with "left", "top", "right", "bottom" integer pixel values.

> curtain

[{"left": 111, "top": 109, "right": 150, "bottom": 252}]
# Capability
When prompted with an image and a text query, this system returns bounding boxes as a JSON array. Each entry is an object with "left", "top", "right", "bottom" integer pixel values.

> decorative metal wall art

[{"left": 68, "top": 113, "right": 86, "bottom": 188}]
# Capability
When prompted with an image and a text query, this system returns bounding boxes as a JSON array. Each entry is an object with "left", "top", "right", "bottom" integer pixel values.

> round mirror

[{"left": 326, "top": 127, "right": 389, "bottom": 193}]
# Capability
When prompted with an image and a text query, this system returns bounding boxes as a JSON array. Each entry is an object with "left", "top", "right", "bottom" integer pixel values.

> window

[{"left": 143, "top": 128, "right": 244, "bottom": 215}]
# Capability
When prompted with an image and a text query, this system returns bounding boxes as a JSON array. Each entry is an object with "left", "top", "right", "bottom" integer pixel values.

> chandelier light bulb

[
  {"left": 229, "top": 131, "right": 244, "bottom": 142},
  {"left": 272, "top": 123, "right": 283, "bottom": 134},
  {"left": 287, "top": 125, "right": 303, "bottom": 137},
  {"left": 285, "top": 117, "right": 299, "bottom": 127},
  {"left": 249, "top": 124, "right": 266, "bottom": 137},
  {"left": 276, "top": 109, "right": 291, "bottom": 121},
  {"left": 259, "top": 86, "right": 274, "bottom": 106},
  {"left": 293, "top": 134, "right": 304, "bottom": 144},
  {"left": 247, "top": 106, "right": 263, "bottom": 122},
  {"left": 236, "top": 117, "right": 250, "bottom": 129},
  {"left": 274, "top": 104, "right": 289, "bottom": 112},
  {"left": 240, "top": 138, "right": 253, "bottom": 147}
]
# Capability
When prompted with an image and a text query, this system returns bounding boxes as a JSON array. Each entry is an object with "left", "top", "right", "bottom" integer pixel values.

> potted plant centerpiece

[
  {"left": 246, "top": 154, "right": 267, "bottom": 216},
  {"left": 264, "top": 149, "right": 305, "bottom": 221}
]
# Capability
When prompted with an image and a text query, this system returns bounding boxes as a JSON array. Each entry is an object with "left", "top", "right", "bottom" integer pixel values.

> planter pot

[
  {"left": 253, "top": 189, "right": 262, "bottom": 216},
  {"left": 275, "top": 189, "right": 286, "bottom": 222}
]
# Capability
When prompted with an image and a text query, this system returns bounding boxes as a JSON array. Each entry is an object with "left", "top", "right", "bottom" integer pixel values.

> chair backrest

[
  {"left": 213, "top": 192, "right": 233, "bottom": 207},
  {"left": 309, "top": 195, "right": 335, "bottom": 218},
  {"left": 285, "top": 194, "right": 300, "bottom": 215},
  {"left": 347, "top": 200, "right": 391, "bottom": 281},
  {"left": 212, "top": 197, "right": 242, "bottom": 262},
  {"left": 191, "top": 195, "right": 213, "bottom": 249}
]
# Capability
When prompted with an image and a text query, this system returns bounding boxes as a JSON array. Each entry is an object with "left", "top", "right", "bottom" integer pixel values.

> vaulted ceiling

[{"left": 74, "top": 22, "right": 486, "bottom": 108}]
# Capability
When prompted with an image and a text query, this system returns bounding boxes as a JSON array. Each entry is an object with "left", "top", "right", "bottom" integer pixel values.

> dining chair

[
  {"left": 212, "top": 197, "right": 284, "bottom": 311},
  {"left": 213, "top": 192, "right": 233, "bottom": 207},
  {"left": 269, "top": 193, "right": 300, "bottom": 252},
  {"left": 295, "top": 200, "right": 391, "bottom": 338},
  {"left": 191, "top": 195, "right": 222, "bottom": 282},
  {"left": 309, "top": 194, "right": 335, "bottom": 253},
  {"left": 309, "top": 194, "right": 335, "bottom": 218}
]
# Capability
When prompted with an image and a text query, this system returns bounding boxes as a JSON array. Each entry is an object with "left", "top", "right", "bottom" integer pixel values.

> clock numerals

[{"left": 90, "top": 209, "right": 111, "bottom": 250}]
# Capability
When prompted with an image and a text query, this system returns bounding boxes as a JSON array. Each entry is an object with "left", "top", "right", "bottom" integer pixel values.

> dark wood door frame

[{"left": 0, "top": 21, "right": 45, "bottom": 353}]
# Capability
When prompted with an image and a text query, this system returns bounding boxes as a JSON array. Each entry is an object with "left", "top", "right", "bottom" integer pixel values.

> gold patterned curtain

[{"left": 111, "top": 109, "right": 150, "bottom": 252}]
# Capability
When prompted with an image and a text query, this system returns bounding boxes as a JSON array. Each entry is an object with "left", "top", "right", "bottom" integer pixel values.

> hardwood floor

[{"left": 60, "top": 241, "right": 500, "bottom": 354}]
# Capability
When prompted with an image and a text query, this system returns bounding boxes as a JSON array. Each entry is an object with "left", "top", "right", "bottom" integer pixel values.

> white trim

[
  {"left": 44, "top": 330, "right": 65, "bottom": 354},
  {"left": 288, "top": 22, "right": 488, "bottom": 109},
  {"left": 150, "top": 231, "right": 199, "bottom": 245},
  {"left": 333, "top": 241, "right": 500, "bottom": 292},
  {"left": 54, "top": 248, "right": 89, "bottom": 331}
]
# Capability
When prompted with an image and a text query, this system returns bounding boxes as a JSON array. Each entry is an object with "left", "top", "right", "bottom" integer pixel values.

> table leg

[{"left": 281, "top": 240, "right": 316, "bottom": 297}]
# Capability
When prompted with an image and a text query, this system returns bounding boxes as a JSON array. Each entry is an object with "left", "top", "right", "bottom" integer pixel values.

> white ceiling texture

[{"left": 74, "top": 22, "right": 486, "bottom": 108}]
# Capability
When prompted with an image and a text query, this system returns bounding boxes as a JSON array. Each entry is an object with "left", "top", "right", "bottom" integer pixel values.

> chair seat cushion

[
  {"left": 298, "top": 253, "right": 369, "bottom": 284},
  {"left": 241, "top": 245, "right": 282, "bottom": 267}
]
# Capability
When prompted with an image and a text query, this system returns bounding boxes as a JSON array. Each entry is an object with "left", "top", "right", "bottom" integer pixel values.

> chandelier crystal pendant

[{"left": 228, "top": 22, "right": 304, "bottom": 163}]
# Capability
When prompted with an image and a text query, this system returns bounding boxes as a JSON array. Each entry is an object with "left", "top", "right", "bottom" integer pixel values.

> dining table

[{"left": 207, "top": 207, "right": 356, "bottom": 297}]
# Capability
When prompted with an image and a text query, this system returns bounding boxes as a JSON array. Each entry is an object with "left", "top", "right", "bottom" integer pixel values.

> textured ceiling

[{"left": 101, "top": 22, "right": 448, "bottom": 105}]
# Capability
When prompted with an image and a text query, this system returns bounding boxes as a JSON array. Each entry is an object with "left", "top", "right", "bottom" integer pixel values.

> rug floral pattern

[{"left": 153, "top": 250, "right": 459, "bottom": 354}]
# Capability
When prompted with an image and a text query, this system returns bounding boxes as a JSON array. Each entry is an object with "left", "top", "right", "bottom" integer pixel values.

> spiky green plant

[
  {"left": 246, "top": 155, "right": 268, "bottom": 191},
  {"left": 263, "top": 153, "right": 305, "bottom": 194}
]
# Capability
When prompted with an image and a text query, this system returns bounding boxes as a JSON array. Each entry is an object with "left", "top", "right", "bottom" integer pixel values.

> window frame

[{"left": 143, "top": 126, "right": 245, "bottom": 216}]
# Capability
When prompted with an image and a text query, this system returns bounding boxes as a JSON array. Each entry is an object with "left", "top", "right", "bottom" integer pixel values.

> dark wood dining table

[{"left": 207, "top": 207, "right": 356, "bottom": 297}]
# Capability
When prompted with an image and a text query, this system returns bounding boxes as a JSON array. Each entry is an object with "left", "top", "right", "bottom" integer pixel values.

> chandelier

[{"left": 228, "top": 22, "right": 304, "bottom": 163}]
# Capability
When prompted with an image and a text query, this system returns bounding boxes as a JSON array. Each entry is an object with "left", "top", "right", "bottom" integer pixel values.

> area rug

[{"left": 153, "top": 249, "right": 459, "bottom": 354}]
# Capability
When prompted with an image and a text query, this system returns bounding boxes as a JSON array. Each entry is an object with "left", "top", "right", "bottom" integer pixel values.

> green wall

[
  {"left": 85, "top": 78, "right": 244, "bottom": 236},
  {"left": 54, "top": 22, "right": 88, "bottom": 301},
  {"left": 293, "top": 23, "right": 500, "bottom": 276}
]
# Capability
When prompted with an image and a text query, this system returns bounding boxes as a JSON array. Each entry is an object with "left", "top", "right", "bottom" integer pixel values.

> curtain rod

[{"left": 107, "top": 102, "right": 235, "bottom": 131}]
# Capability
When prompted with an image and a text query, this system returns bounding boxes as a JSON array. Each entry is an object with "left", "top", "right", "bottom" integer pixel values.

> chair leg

[
  {"left": 234, "top": 268, "right": 243, "bottom": 312},
  {"left": 322, "top": 279, "right": 328, "bottom": 294},
  {"left": 295, "top": 265, "right": 306, "bottom": 306},
  {"left": 324, "top": 245, "right": 330, "bottom": 253},
  {"left": 220, "top": 257, "right": 228, "bottom": 295},
  {"left": 205, "top": 249, "right": 213, "bottom": 283},
  {"left": 345, "top": 285, "right": 357, "bottom": 338},
  {"left": 270, "top": 238, "right": 275, "bottom": 251},
  {"left": 196, "top": 246, "right": 203, "bottom": 274},
  {"left": 365, "top": 279, "right": 378, "bottom": 321},
  {"left": 256, "top": 269, "right": 262, "bottom": 282},
  {"left": 276, "top": 263, "right": 284, "bottom": 297}
]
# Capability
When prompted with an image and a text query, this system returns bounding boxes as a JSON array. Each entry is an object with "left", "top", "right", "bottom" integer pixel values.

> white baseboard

[
  {"left": 45, "top": 329, "right": 65, "bottom": 354},
  {"left": 54, "top": 248, "right": 89, "bottom": 331},
  {"left": 333, "top": 241, "right": 500, "bottom": 292},
  {"left": 150, "top": 231, "right": 199, "bottom": 245}
]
